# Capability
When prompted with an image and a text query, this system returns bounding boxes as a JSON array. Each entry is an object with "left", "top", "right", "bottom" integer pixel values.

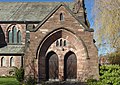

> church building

[{"left": 0, "top": 0, "right": 99, "bottom": 82}]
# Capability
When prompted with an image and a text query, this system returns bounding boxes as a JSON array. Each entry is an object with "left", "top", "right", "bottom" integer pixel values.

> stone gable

[{"left": 0, "top": 1, "right": 99, "bottom": 82}]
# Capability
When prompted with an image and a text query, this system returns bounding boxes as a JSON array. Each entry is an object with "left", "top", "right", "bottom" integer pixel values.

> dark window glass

[
  {"left": 17, "top": 30, "right": 21, "bottom": 43},
  {"left": 13, "top": 26, "right": 17, "bottom": 43},
  {"left": 1, "top": 57, "right": 5, "bottom": 67},
  {"left": 60, "top": 39, "right": 62, "bottom": 46},
  {"left": 8, "top": 30, "right": 12, "bottom": 43},
  {"left": 64, "top": 40, "right": 67, "bottom": 46},
  {"left": 56, "top": 40, "right": 59, "bottom": 47},
  {"left": 60, "top": 13, "right": 64, "bottom": 21},
  {"left": 10, "top": 57, "right": 14, "bottom": 67}
]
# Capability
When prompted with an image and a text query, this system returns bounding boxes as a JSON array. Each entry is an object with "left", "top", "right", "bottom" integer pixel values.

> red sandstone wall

[
  {"left": 24, "top": 5, "right": 99, "bottom": 81},
  {"left": 0, "top": 56, "right": 22, "bottom": 76}
]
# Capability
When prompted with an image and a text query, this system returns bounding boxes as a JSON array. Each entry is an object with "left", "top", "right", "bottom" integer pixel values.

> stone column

[{"left": 58, "top": 54, "right": 64, "bottom": 81}]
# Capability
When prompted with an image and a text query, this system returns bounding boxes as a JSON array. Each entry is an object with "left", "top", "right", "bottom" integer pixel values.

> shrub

[
  {"left": 100, "top": 65, "right": 120, "bottom": 85},
  {"left": 87, "top": 65, "right": 120, "bottom": 85},
  {"left": 14, "top": 67, "right": 24, "bottom": 84},
  {"left": 25, "top": 75, "right": 36, "bottom": 85}
]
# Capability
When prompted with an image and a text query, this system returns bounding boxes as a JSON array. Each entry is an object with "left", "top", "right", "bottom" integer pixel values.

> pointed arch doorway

[
  {"left": 38, "top": 28, "right": 88, "bottom": 81},
  {"left": 64, "top": 51, "right": 77, "bottom": 80},
  {"left": 46, "top": 51, "right": 59, "bottom": 81}
]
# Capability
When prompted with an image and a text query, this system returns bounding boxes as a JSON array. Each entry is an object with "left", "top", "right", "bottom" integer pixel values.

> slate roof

[
  {"left": 0, "top": 2, "right": 91, "bottom": 55},
  {"left": 0, "top": 2, "right": 74, "bottom": 21},
  {"left": 0, "top": 45, "right": 25, "bottom": 54}
]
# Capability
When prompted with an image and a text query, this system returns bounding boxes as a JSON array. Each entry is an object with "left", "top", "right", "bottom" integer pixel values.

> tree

[
  {"left": 93, "top": 0, "right": 120, "bottom": 51},
  {"left": 108, "top": 51, "right": 120, "bottom": 65}
]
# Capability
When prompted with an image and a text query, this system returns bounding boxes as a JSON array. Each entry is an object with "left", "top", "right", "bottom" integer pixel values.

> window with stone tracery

[{"left": 8, "top": 26, "right": 22, "bottom": 44}]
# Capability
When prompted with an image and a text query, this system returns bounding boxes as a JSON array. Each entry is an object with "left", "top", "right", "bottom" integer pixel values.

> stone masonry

[{"left": 0, "top": 1, "right": 99, "bottom": 82}]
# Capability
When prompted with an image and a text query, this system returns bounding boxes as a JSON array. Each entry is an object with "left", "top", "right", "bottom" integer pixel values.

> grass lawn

[{"left": 0, "top": 78, "right": 20, "bottom": 85}]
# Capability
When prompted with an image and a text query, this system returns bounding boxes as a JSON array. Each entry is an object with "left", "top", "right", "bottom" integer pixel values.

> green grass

[{"left": 0, "top": 78, "right": 20, "bottom": 85}]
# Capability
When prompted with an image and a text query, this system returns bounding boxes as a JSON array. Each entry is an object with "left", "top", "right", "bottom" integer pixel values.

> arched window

[
  {"left": 56, "top": 40, "right": 59, "bottom": 47},
  {"left": 60, "top": 13, "right": 64, "bottom": 21},
  {"left": 60, "top": 39, "right": 62, "bottom": 46},
  {"left": 12, "top": 26, "right": 17, "bottom": 43},
  {"left": 1, "top": 57, "right": 5, "bottom": 67},
  {"left": 56, "top": 39, "right": 68, "bottom": 47},
  {"left": 64, "top": 40, "right": 67, "bottom": 46},
  {"left": 10, "top": 57, "right": 14, "bottom": 67},
  {"left": 8, "top": 30, "right": 12, "bottom": 43},
  {"left": 17, "top": 30, "right": 21, "bottom": 43},
  {"left": 8, "top": 25, "right": 22, "bottom": 44}
]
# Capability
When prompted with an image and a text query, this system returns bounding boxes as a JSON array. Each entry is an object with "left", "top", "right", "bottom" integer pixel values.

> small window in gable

[{"left": 60, "top": 13, "right": 64, "bottom": 21}]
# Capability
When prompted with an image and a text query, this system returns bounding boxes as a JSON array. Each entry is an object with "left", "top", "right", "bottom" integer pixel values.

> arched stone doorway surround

[{"left": 37, "top": 28, "right": 88, "bottom": 81}]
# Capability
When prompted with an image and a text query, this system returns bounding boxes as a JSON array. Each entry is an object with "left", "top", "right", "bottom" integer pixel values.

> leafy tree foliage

[
  {"left": 108, "top": 52, "right": 120, "bottom": 65},
  {"left": 93, "top": 0, "right": 120, "bottom": 51},
  {"left": 87, "top": 65, "right": 120, "bottom": 85}
]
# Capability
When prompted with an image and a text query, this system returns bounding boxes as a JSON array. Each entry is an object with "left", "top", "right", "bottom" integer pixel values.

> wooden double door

[{"left": 46, "top": 51, "right": 77, "bottom": 80}]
